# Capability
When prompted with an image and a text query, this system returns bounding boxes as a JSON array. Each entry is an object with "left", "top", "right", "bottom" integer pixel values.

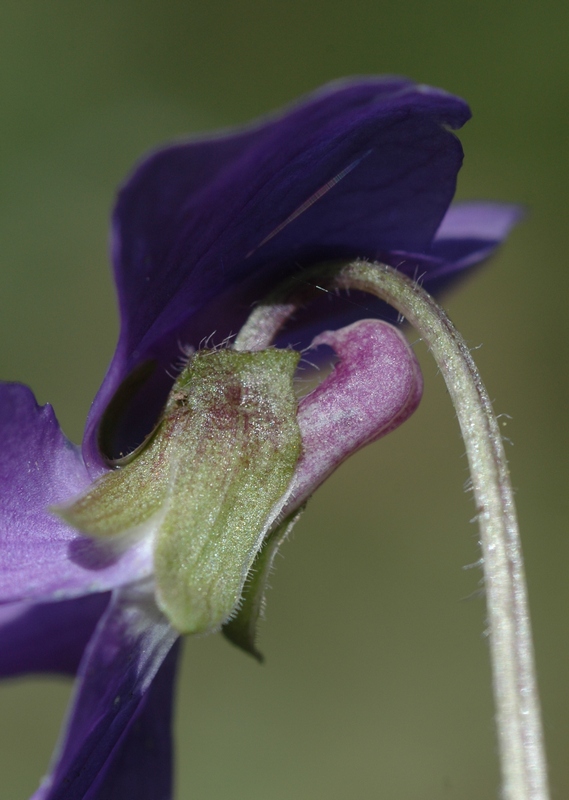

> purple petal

[
  {"left": 0, "top": 383, "right": 153, "bottom": 604},
  {"left": 0, "top": 594, "right": 109, "bottom": 677},
  {"left": 427, "top": 200, "right": 524, "bottom": 276},
  {"left": 284, "top": 318, "right": 422, "bottom": 512},
  {"left": 435, "top": 200, "right": 523, "bottom": 243},
  {"left": 84, "top": 77, "right": 469, "bottom": 466},
  {"left": 84, "top": 642, "right": 179, "bottom": 800},
  {"left": 33, "top": 585, "right": 179, "bottom": 800},
  {"left": 113, "top": 78, "right": 467, "bottom": 354}
]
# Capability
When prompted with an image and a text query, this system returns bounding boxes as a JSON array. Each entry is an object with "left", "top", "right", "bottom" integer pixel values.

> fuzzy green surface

[{"left": 61, "top": 348, "right": 302, "bottom": 634}]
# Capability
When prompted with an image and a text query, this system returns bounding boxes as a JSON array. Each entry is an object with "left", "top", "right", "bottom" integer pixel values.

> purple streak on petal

[
  {"left": 83, "top": 77, "right": 469, "bottom": 467},
  {"left": 283, "top": 318, "right": 422, "bottom": 512},
  {"left": 245, "top": 148, "right": 374, "bottom": 257},
  {"left": 111, "top": 77, "right": 468, "bottom": 360},
  {"left": 0, "top": 594, "right": 109, "bottom": 677},
  {"left": 0, "top": 383, "right": 153, "bottom": 602},
  {"left": 34, "top": 585, "right": 178, "bottom": 800}
]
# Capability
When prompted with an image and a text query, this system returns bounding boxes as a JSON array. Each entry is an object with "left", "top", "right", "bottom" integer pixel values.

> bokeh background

[{"left": 0, "top": 1, "right": 567, "bottom": 798}]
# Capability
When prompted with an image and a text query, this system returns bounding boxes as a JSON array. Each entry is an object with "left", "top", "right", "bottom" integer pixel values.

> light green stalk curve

[
  {"left": 236, "top": 260, "right": 550, "bottom": 800},
  {"left": 335, "top": 261, "right": 549, "bottom": 800}
]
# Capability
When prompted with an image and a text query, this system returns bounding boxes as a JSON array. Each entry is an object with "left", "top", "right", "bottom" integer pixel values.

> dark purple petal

[
  {"left": 84, "top": 77, "right": 470, "bottom": 465},
  {"left": 33, "top": 585, "right": 179, "bottom": 800},
  {"left": 83, "top": 642, "right": 179, "bottom": 800},
  {"left": 0, "top": 383, "right": 153, "bottom": 603},
  {"left": 0, "top": 594, "right": 109, "bottom": 677},
  {"left": 113, "top": 78, "right": 468, "bottom": 354}
]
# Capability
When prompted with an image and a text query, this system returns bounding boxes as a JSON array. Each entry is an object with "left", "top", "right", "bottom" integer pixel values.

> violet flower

[{"left": 0, "top": 78, "right": 519, "bottom": 800}]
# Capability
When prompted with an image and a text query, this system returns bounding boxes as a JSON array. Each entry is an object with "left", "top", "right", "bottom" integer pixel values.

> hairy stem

[
  {"left": 333, "top": 261, "right": 549, "bottom": 800},
  {"left": 237, "top": 259, "right": 550, "bottom": 800}
]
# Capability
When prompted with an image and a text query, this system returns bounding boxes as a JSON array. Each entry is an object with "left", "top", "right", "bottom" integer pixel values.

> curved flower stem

[
  {"left": 333, "top": 261, "right": 549, "bottom": 800},
  {"left": 234, "top": 302, "right": 297, "bottom": 351},
  {"left": 236, "top": 259, "right": 549, "bottom": 800}
]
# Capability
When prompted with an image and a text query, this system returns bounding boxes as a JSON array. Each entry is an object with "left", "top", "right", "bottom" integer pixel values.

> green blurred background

[{"left": 0, "top": 1, "right": 567, "bottom": 797}]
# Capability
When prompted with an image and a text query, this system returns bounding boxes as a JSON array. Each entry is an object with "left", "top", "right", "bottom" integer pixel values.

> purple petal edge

[
  {"left": 428, "top": 200, "right": 524, "bottom": 276},
  {"left": 435, "top": 201, "right": 524, "bottom": 243},
  {"left": 0, "top": 383, "right": 153, "bottom": 603}
]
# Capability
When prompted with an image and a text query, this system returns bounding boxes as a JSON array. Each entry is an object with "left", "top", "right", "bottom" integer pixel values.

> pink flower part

[{"left": 285, "top": 318, "right": 422, "bottom": 510}]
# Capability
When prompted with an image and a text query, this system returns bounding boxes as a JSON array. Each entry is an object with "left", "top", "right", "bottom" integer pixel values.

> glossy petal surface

[{"left": 0, "top": 383, "right": 153, "bottom": 603}]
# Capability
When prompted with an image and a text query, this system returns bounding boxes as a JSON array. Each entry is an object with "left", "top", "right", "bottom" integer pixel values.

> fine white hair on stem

[
  {"left": 236, "top": 259, "right": 550, "bottom": 800},
  {"left": 332, "top": 260, "right": 550, "bottom": 800}
]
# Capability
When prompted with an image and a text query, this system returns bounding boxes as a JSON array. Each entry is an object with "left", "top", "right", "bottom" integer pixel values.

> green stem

[
  {"left": 332, "top": 261, "right": 549, "bottom": 800},
  {"left": 237, "top": 260, "right": 550, "bottom": 800},
  {"left": 234, "top": 302, "right": 297, "bottom": 352}
]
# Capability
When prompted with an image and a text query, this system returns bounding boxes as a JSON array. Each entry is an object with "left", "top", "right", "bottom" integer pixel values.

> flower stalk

[{"left": 239, "top": 260, "right": 550, "bottom": 800}]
